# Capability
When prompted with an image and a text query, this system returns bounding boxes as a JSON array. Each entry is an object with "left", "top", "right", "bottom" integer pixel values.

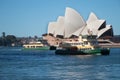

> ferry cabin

[
  {"left": 60, "top": 35, "right": 99, "bottom": 50},
  {"left": 23, "top": 42, "right": 44, "bottom": 48}
]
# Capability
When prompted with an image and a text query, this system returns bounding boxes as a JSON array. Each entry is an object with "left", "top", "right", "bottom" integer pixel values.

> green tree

[
  {"left": 2, "top": 32, "right": 6, "bottom": 38},
  {"left": 6, "top": 35, "right": 17, "bottom": 46},
  {"left": 1, "top": 32, "right": 6, "bottom": 46}
]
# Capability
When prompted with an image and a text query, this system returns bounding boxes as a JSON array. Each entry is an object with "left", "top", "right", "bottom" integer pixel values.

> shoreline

[{"left": 99, "top": 44, "right": 120, "bottom": 48}]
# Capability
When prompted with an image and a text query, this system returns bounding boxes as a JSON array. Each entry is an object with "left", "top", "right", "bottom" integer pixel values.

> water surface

[{"left": 0, "top": 47, "right": 120, "bottom": 80}]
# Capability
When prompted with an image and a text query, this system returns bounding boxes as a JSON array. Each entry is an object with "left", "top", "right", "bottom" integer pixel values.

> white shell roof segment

[
  {"left": 87, "top": 20, "right": 105, "bottom": 29},
  {"left": 48, "top": 22, "right": 56, "bottom": 34},
  {"left": 65, "top": 7, "right": 86, "bottom": 28},
  {"left": 56, "top": 16, "right": 65, "bottom": 36},
  {"left": 72, "top": 26, "right": 85, "bottom": 36},
  {"left": 64, "top": 7, "right": 86, "bottom": 37},
  {"left": 87, "top": 12, "right": 98, "bottom": 24}
]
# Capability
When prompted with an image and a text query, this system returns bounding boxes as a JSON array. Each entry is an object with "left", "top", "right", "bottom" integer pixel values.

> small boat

[
  {"left": 22, "top": 41, "right": 50, "bottom": 50},
  {"left": 55, "top": 35, "right": 110, "bottom": 55}
]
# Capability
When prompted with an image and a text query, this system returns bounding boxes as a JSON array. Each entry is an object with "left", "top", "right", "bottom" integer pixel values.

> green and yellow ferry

[
  {"left": 23, "top": 41, "right": 50, "bottom": 50},
  {"left": 55, "top": 35, "right": 110, "bottom": 55}
]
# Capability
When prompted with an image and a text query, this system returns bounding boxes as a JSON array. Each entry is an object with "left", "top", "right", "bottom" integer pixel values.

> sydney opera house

[
  {"left": 47, "top": 7, "right": 113, "bottom": 38},
  {"left": 43, "top": 7, "right": 113, "bottom": 46}
]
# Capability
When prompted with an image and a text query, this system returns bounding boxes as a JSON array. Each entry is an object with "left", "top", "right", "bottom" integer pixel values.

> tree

[
  {"left": 1, "top": 32, "right": 6, "bottom": 46},
  {"left": 6, "top": 35, "right": 17, "bottom": 46},
  {"left": 2, "top": 32, "right": 6, "bottom": 38},
  {"left": 34, "top": 35, "right": 38, "bottom": 39}
]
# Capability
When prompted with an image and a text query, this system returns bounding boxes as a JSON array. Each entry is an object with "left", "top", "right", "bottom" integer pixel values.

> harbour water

[{"left": 0, "top": 47, "right": 120, "bottom": 80}]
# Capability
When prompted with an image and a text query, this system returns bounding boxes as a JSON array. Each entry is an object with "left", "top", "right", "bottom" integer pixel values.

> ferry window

[
  {"left": 70, "top": 43, "right": 73, "bottom": 45},
  {"left": 73, "top": 43, "right": 75, "bottom": 45},
  {"left": 82, "top": 43, "right": 84, "bottom": 46},
  {"left": 74, "top": 43, "right": 76, "bottom": 45},
  {"left": 95, "top": 42, "right": 98, "bottom": 44}
]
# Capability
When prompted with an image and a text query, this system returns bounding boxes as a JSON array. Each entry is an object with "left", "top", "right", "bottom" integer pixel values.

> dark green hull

[
  {"left": 22, "top": 46, "right": 50, "bottom": 50},
  {"left": 55, "top": 48, "right": 110, "bottom": 55}
]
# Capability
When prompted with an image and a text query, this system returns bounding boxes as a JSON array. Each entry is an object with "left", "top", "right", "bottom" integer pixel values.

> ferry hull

[{"left": 55, "top": 48, "right": 110, "bottom": 55}]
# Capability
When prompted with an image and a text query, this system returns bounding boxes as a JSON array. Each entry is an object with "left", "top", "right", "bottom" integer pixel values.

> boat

[
  {"left": 55, "top": 35, "right": 110, "bottom": 55},
  {"left": 22, "top": 41, "right": 50, "bottom": 50}
]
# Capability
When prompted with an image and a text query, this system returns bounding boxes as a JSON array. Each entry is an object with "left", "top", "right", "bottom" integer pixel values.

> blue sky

[{"left": 0, "top": 0, "right": 120, "bottom": 37}]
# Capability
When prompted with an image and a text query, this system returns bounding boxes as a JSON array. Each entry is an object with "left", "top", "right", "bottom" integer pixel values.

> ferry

[
  {"left": 55, "top": 35, "right": 110, "bottom": 55},
  {"left": 23, "top": 41, "right": 50, "bottom": 50}
]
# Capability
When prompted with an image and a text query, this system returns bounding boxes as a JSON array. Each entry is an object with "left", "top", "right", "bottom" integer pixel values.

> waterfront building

[{"left": 43, "top": 7, "right": 114, "bottom": 46}]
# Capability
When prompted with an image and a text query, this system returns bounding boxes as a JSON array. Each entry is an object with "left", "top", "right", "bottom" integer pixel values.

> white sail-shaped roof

[
  {"left": 87, "top": 12, "right": 98, "bottom": 24},
  {"left": 97, "top": 25, "right": 111, "bottom": 38},
  {"left": 72, "top": 26, "right": 85, "bottom": 36},
  {"left": 47, "top": 7, "right": 113, "bottom": 39},
  {"left": 48, "top": 22, "right": 56, "bottom": 34},
  {"left": 86, "top": 20, "right": 105, "bottom": 35},
  {"left": 64, "top": 7, "right": 86, "bottom": 37},
  {"left": 48, "top": 17, "right": 65, "bottom": 37},
  {"left": 81, "top": 26, "right": 89, "bottom": 35},
  {"left": 87, "top": 20, "right": 105, "bottom": 29},
  {"left": 56, "top": 16, "right": 65, "bottom": 36}
]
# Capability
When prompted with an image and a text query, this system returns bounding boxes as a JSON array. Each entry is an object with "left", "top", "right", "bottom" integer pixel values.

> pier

[
  {"left": 99, "top": 44, "right": 120, "bottom": 48},
  {"left": 98, "top": 39, "right": 120, "bottom": 48}
]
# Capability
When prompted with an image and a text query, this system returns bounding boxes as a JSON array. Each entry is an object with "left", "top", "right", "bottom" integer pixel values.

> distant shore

[{"left": 99, "top": 43, "right": 120, "bottom": 48}]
